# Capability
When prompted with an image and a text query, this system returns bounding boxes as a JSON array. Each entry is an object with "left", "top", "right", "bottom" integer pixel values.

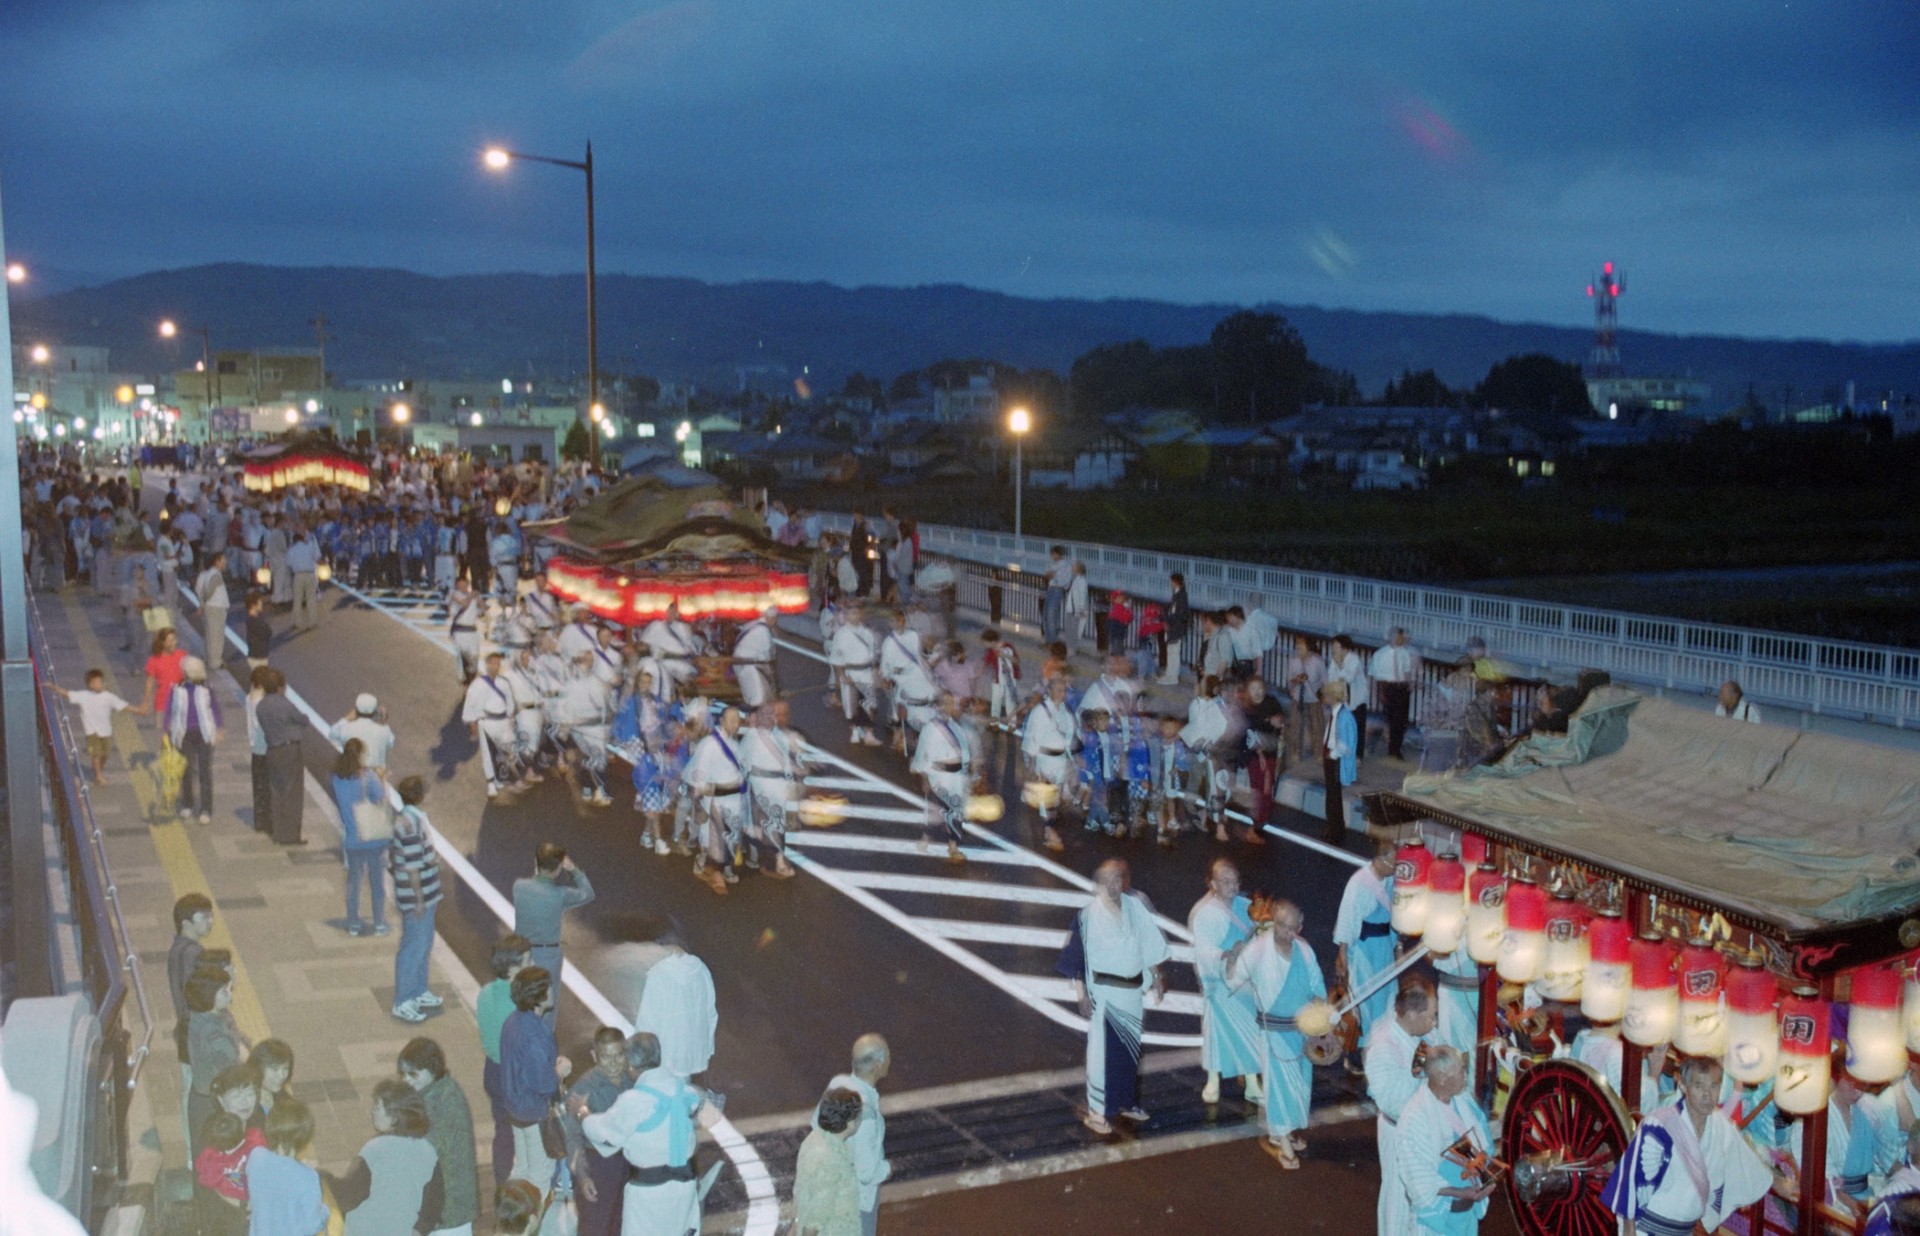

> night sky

[{"left": 2, "top": 0, "right": 1916, "bottom": 341}]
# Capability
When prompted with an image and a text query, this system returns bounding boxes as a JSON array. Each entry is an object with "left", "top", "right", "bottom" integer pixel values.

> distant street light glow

[
  {"left": 501, "top": 378, "right": 514, "bottom": 393},
  {"left": 589, "top": 403, "right": 605, "bottom": 422},
  {"left": 158, "top": 319, "right": 178, "bottom": 339},
  {"left": 470, "top": 411, "right": 483, "bottom": 426},
  {"left": 285, "top": 408, "right": 299, "bottom": 424},
  {"left": 483, "top": 148, "right": 511, "bottom": 170},
  {"left": 1008, "top": 406, "right": 1032, "bottom": 435},
  {"left": 74, "top": 416, "right": 86, "bottom": 429},
  {"left": 116, "top": 385, "right": 134, "bottom": 404},
  {"left": 30, "top": 344, "right": 49, "bottom": 363},
  {"left": 305, "top": 399, "right": 320, "bottom": 413},
  {"left": 391, "top": 402, "right": 412, "bottom": 423},
  {"left": 5, "top": 263, "right": 25, "bottom": 284}
]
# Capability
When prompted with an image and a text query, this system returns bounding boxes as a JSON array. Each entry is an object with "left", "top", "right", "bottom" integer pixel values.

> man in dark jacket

[{"left": 1161, "top": 572, "right": 1192, "bottom": 685}]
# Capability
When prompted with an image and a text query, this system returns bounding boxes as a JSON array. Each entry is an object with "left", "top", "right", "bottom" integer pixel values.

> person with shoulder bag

[{"left": 331, "top": 738, "right": 393, "bottom": 938}]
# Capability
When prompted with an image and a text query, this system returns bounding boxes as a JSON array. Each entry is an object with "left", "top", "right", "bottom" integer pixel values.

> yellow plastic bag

[{"left": 156, "top": 738, "right": 186, "bottom": 805}]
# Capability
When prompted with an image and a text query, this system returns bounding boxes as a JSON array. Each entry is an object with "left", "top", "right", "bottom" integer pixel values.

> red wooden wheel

[{"left": 1501, "top": 1059, "right": 1630, "bottom": 1236}]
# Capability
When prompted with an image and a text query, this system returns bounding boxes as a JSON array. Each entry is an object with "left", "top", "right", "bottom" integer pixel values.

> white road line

[
  {"left": 1010, "top": 973, "right": 1207, "bottom": 1018},
  {"left": 179, "top": 581, "right": 781, "bottom": 1236},
  {"left": 784, "top": 832, "right": 1045, "bottom": 867},
  {"left": 784, "top": 848, "right": 1201, "bottom": 1049},
  {"left": 830, "top": 870, "right": 1107, "bottom": 908},
  {"left": 916, "top": 917, "right": 1197, "bottom": 965}
]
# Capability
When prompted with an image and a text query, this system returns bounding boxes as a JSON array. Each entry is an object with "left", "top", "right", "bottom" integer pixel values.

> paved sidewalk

[{"left": 32, "top": 583, "right": 497, "bottom": 1233}]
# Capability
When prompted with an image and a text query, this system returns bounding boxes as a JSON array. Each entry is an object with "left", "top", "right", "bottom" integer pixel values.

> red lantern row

[
  {"left": 242, "top": 452, "right": 372, "bottom": 494},
  {"left": 546, "top": 556, "right": 809, "bottom": 627}
]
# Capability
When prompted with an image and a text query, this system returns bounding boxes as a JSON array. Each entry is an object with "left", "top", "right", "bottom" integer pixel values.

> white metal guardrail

[{"left": 814, "top": 515, "right": 1919, "bottom": 729}]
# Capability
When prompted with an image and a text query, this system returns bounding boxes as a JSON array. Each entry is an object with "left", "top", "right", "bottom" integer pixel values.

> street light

[
  {"left": 1007, "top": 406, "right": 1032, "bottom": 542},
  {"left": 158, "top": 318, "right": 220, "bottom": 413},
  {"left": 391, "top": 402, "right": 412, "bottom": 424},
  {"left": 482, "top": 141, "right": 600, "bottom": 468},
  {"left": 29, "top": 344, "right": 48, "bottom": 364}
]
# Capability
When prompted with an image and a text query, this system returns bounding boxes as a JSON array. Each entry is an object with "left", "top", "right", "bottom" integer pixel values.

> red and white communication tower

[{"left": 1585, "top": 261, "right": 1624, "bottom": 376}]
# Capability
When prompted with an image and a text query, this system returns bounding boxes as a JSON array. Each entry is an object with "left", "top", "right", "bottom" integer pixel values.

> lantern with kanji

[
  {"left": 1847, "top": 966, "right": 1905, "bottom": 1085},
  {"left": 1466, "top": 870, "right": 1506, "bottom": 966},
  {"left": 1538, "top": 895, "right": 1586, "bottom": 1002},
  {"left": 1673, "top": 939, "right": 1729, "bottom": 1058},
  {"left": 1582, "top": 910, "right": 1632, "bottom": 1023},
  {"left": 1424, "top": 855, "right": 1467, "bottom": 955},
  {"left": 1497, "top": 880, "right": 1547, "bottom": 984},
  {"left": 1390, "top": 837, "right": 1432, "bottom": 936},
  {"left": 1775, "top": 987, "right": 1832, "bottom": 1115},
  {"left": 1725, "top": 961, "right": 1779, "bottom": 1084},
  {"left": 1623, "top": 933, "right": 1678, "bottom": 1047}
]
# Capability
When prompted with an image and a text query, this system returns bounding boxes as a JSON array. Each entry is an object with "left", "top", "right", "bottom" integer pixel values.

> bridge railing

[{"left": 816, "top": 516, "right": 1919, "bottom": 729}]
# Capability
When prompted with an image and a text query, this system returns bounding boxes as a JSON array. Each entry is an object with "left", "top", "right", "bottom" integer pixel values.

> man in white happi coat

[
  {"left": 462, "top": 650, "right": 524, "bottom": 797},
  {"left": 1186, "top": 859, "right": 1264, "bottom": 1106},
  {"left": 1870, "top": 1056, "right": 1920, "bottom": 1178},
  {"left": 633, "top": 934, "right": 718, "bottom": 1081},
  {"left": 447, "top": 579, "right": 485, "bottom": 682},
  {"left": 522, "top": 576, "right": 560, "bottom": 634},
  {"left": 557, "top": 607, "right": 600, "bottom": 660},
  {"left": 1335, "top": 848, "right": 1398, "bottom": 1047},
  {"left": 588, "top": 626, "right": 626, "bottom": 690},
  {"left": 640, "top": 604, "right": 701, "bottom": 697},
  {"left": 1603, "top": 1055, "right": 1772, "bottom": 1236},
  {"left": 1057, "top": 860, "right": 1170, "bottom": 1136},
  {"left": 827, "top": 600, "right": 883, "bottom": 746},
  {"left": 554, "top": 652, "right": 617, "bottom": 806},
  {"left": 742, "top": 701, "right": 805, "bottom": 878},
  {"left": 684, "top": 706, "right": 750, "bottom": 896},
  {"left": 910, "top": 691, "right": 975, "bottom": 865},
  {"left": 878, "top": 609, "right": 932, "bottom": 751},
  {"left": 500, "top": 645, "right": 551, "bottom": 776},
  {"left": 1181, "top": 682, "right": 1238, "bottom": 841},
  {"left": 1020, "top": 675, "right": 1075, "bottom": 854},
  {"left": 1228, "top": 897, "right": 1326, "bottom": 1169},
  {"left": 1397, "top": 1046, "right": 1499, "bottom": 1235},
  {"left": 580, "top": 1032, "right": 709, "bottom": 1236},
  {"left": 1368, "top": 983, "right": 1440, "bottom": 1236},
  {"left": 488, "top": 522, "right": 520, "bottom": 600},
  {"left": 732, "top": 605, "right": 778, "bottom": 709},
  {"left": 1077, "top": 655, "right": 1142, "bottom": 725}
]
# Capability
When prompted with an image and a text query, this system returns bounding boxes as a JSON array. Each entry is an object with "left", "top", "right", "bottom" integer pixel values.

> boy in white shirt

[{"left": 52, "top": 668, "right": 146, "bottom": 782}]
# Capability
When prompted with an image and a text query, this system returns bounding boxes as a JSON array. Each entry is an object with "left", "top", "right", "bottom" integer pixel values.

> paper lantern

[
  {"left": 1674, "top": 940, "right": 1729, "bottom": 1058},
  {"left": 1424, "top": 856, "right": 1467, "bottom": 955},
  {"left": 495, "top": 497, "right": 512, "bottom": 517},
  {"left": 964, "top": 793, "right": 1005, "bottom": 823},
  {"left": 1497, "top": 880, "right": 1547, "bottom": 984},
  {"left": 315, "top": 562, "right": 332, "bottom": 583},
  {"left": 1539, "top": 896, "right": 1586, "bottom": 1002},
  {"left": 1459, "top": 832, "right": 1488, "bottom": 871},
  {"left": 1847, "top": 966, "right": 1905, "bottom": 1085},
  {"left": 1466, "top": 870, "right": 1507, "bottom": 966},
  {"left": 1295, "top": 1000, "right": 1335, "bottom": 1039},
  {"left": 1021, "top": 781, "right": 1061, "bottom": 811},
  {"left": 1904, "top": 966, "right": 1920, "bottom": 1054},
  {"left": 1775, "top": 987, "right": 1832, "bottom": 1115},
  {"left": 1390, "top": 837, "right": 1432, "bottom": 935},
  {"left": 1725, "top": 961, "right": 1780, "bottom": 1084},
  {"left": 1582, "top": 911, "right": 1632, "bottom": 1023},
  {"left": 796, "top": 795, "right": 848, "bottom": 828},
  {"left": 1623, "top": 933, "right": 1678, "bottom": 1047},
  {"left": 255, "top": 566, "right": 272, "bottom": 586}
]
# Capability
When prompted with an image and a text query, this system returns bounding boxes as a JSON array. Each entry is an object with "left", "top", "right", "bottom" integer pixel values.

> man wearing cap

[
  {"left": 463, "top": 651, "right": 525, "bottom": 798},
  {"left": 330, "top": 693, "right": 396, "bottom": 770}
]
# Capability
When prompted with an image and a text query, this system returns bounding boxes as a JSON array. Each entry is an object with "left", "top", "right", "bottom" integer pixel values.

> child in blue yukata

[
  {"left": 1077, "top": 707, "right": 1113, "bottom": 833},
  {"left": 1150, "top": 714, "right": 1194, "bottom": 847},
  {"left": 1122, "top": 708, "right": 1155, "bottom": 838}
]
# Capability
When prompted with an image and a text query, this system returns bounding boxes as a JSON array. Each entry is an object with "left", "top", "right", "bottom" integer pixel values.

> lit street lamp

[
  {"left": 4, "top": 262, "right": 25, "bottom": 283},
  {"left": 1007, "top": 406, "right": 1032, "bottom": 542},
  {"left": 158, "top": 318, "right": 220, "bottom": 416},
  {"left": 482, "top": 141, "right": 600, "bottom": 468}
]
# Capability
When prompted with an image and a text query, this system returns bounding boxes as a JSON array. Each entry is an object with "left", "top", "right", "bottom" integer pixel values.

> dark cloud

[{"left": 1, "top": 0, "right": 1915, "bottom": 342}]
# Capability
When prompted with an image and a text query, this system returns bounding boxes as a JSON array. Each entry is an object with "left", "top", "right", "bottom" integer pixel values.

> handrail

[
  {"left": 815, "top": 513, "right": 1919, "bottom": 729},
  {"left": 22, "top": 583, "right": 156, "bottom": 1098}
]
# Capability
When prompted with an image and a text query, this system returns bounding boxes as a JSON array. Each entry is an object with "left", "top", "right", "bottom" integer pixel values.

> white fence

[{"left": 819, "top": 516, "right": 1920, "bottom": 730}]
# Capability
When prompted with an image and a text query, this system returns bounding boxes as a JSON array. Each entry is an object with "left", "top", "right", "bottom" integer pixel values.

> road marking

[
  {"left": 178, "top": 581, "right": 783, "bottom": 1235},
  {"left": 831, "top": 870, "right": 1102, "bottom": 908},
  {"left": 1009, "top": 974, "right": 1205, "bottom": 1017},
  {"left": 784, "top": 832, "right": 1044, "bottom": 867}
]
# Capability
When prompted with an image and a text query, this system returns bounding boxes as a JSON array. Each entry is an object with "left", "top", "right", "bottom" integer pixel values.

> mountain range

[{"left": 13, "top": 263, "right": 1919, "bottom": 406}]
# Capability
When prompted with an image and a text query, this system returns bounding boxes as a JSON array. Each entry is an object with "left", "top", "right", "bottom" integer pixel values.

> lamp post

[
  {"left": 482, "top": 142, "right": 600, "bottom": 469},
  {"left": 159, "top": 318, "right": 219, "bottom": 433},
  {"left": 1007, "top": 405, "right": 1031, "bottom": 542}
]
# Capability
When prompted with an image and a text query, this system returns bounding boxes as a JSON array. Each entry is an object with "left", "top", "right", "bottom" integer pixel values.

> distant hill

[{"left": 14, "top": 262, "right": 1919, "bottom": 404}]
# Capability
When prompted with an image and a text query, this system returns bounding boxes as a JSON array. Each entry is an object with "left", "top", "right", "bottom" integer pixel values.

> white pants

[
  {"left": 620, "top": 1178, "right": 699, "bottom": 1236},
  {"left": 508, "top": 1120, "right": 555, "bottom": 1191},
  {"left": 477, "top": 717, "right": 519, "bottom": 786}
]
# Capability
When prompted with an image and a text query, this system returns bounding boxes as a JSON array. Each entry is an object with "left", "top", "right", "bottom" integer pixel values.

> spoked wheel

[{"left": 1501, "top": 1059, "right": 1630, "bottom": 1236}]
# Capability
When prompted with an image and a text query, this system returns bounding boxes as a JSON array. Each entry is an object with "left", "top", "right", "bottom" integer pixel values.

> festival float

[
  {"left": 238, "top": 437, "right": 373, "bottom": 493},
  {"left": 527, "top": 470, "right": 810, "bottom": 703},
  {"left": 1364, "top": 685, "right": 1920, "bottom": 1236}
]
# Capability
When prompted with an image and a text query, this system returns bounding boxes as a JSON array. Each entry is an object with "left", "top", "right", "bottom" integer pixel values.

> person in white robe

[
  {"left": 447, "top": 580, "right": 485, "bottom": 682},
  {"left": 580, "top": 1034, "right": 709, "bottom": 1236},
  {"left": 1055, "top": 860, "right": 1170, "bottom": 1136},
  {"left": 1077, "top": 657, "right": 1141, "bottom": 726},
  {"left": 588, "top": 629, "right": 626, "bottom": 690},
  {"left": 1864, "top": 1123, "right": 1920, "bottom": 1236},
  {"left": 557, "top": 609, "right": 600, "bottom": 661},
  {"left": 1228, "top": 898, "right": 1326, "bottom": 1169},
  {"left": 461, "top": 651, "right": 524, "bottom": 797},
  {"left": 877, "top": 611, "right": 928, "bottom": 749},
  {"left": 1367, "top": 983, "right": 1440, "bottom": 1236},
  {"left": 732, "top": 607, "right": 778, "bottom": 709},
  {"left": 633, "top": 941, "right": 718, "bottom": 1081},
  {"left": 742, "top": 701, "right": 805, "bottom": 878},
  {"left": 1334, "top": 849, "right": 1397, "bottom": 1047},
  {"left": 1397, "top": 1046, "right": 1498, "bottom": 1235},
  {"left": 500, "top": 646, "right": 551, "bottom": 775},
  {"left": 1186, "top": 859, "right": 1264, "bottom": 1106},
  {"left": 553, "top": 653, "right": 617, "bottom": 806},
  {"left": 1020, "top": 677, "right": 1075, "bottom": 854},
  {"left": 826, "top": 601, "right": 883, "bottom": 746},
  {"left": 1180, "top": 683, "right": 1237, "bottom": 842},
  {"left": 910, "top": 692, "right": 975, "bottom": 864},
  {"left": 1429, "top": 947, "right": 1480, "bottom": 1082},
  {"left": 1602, "top": 1056, "right": 1774, "bottom": 1236},
  {"left": 1868, "top": 1056, "right": 1920, "bottom": 1179},
  {"left": 640, "top": 605, "right": 701, "bottom": 697},
  {"left": 684, "top": 707, "right": 750, "bottom": 895}
]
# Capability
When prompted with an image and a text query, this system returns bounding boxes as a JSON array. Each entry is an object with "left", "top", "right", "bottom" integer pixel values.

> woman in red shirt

[
  {"left": 1105, "top": 591, "right": 1134, "bottom": 655},
  {"left": 145, "top": 628, "right": 188, "bottom": 723}
]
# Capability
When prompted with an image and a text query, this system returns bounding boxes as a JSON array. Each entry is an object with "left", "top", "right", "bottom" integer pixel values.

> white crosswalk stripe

[{"left": 341, "top": 582, "right": 1206, "bottom": 1046}]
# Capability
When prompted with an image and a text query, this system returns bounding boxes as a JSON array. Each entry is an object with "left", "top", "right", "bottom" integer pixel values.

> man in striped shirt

[{"left": 388, "top": 776, "right": 445, "bottom": 1023}]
